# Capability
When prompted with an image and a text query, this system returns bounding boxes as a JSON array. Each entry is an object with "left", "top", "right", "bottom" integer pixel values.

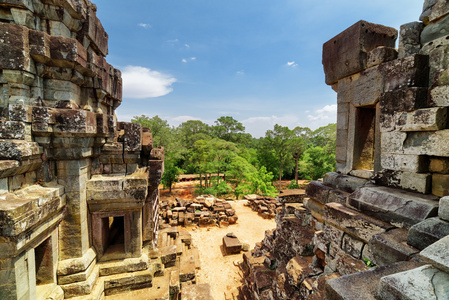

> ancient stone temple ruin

[
  {"left": 0, "top": 1, "right": 205, "bottom": 299},
  {"left": 242, "top": 1, "right": 449, "bottom": 299}
]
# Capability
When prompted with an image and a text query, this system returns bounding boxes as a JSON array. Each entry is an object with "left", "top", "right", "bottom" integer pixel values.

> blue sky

[{"left": 94, "top": 0, "right": 423, "bottom": 137}]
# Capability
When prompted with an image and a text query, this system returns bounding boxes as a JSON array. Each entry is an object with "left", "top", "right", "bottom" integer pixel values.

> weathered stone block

[
  {"left": 420, "top": 235, "right": 449, "bottom": 274},
  {"left": 398, "top": 22, "right": 423, "bottom": 59},
  {"left": 324, "top": 202, "right": 393, "bottom": 243},
  {"left": 323, "top": 20, "right": 397, "bottom": 85},
  {"left": 348, "top": 186, "right": 439, "bottom": 228},
  {"left": 350, "top": 66, "right": 385, "bottom": 106},
  {"left": 49, "top": 35, "right": 87, "bottom": 69},
  {"left": 401, "top": 107, "right": 447, "bottom": 131},
  {"left": 429, "top": 85, "right": 449, "bottom": 107},
  {"left": 369, "top": 228, "right": 419, "bottom": 266},
  {"left": 325, "top": 261, "right": 423, "bottom": 300},
  {"left": 421, "top": 0, "right": 449, "bottom": 24},
  {"left": 380, "top": 131, "right": 407, "bottom": 154},
  {"left": 379, "top": 54, "right": 429, "bottom": 92},
  {"left": 341, "top": 234, "right": 364, "bottom": 259},
  {"left": 374, "top": 170, "right": 432, "bottom": 194},
  {"left": 380, "top": 154, "right": 428, "bottom": 173},
  {"left": 305, "top": 181, "right": 331, "bottom": 204},
  {"left": 367, "top": 46, "right": 397, "bottom": 68},
  {"left": 429, "top": 157, "right": 449, "bottom": 174},
  {"left": 379, "top": 265, "right": 449, "bottom": 300},
  {"left": 439, "top": 196, "right": 449, "bottom": 221},
  {"left": 432, "top": 173, "right": 449, "bottom": 197},
  {"left": 54, "top": 109, "right": 97, "bottom": 136},
  {"left": 323, "top": 172, "right": 368, "bottom": 193},
  {"left": 407, "top": 217, "right": 449, "bottom": 250},
  {"left": 404, "top": 129, "right": 449, "bottom": 156},
  {"left": 0, "top": 23, "right": 31, "bottom": 71},
  {"left": 379, "top": 87, "right": 428, "bottom": 118}
]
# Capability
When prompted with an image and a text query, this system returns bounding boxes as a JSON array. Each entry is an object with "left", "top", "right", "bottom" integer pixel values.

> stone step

[
  {"left": 368, "top": 228, "right": 419, "bottom": 266},
  {"left": 159, "top": 245, "right": 177, "bottom": 267},
  {"left": 348, "top": 186, "right": 439, "bottom": 228},
  {"left": 420, "top": 235, "right": 449, "bottom": 273},
  {"left": 60, "top": 266, "right": 100, "bottom": 299},
  {"left": 70, "top": 278, "right": 104, "bottom": 300},
  {"left": 98, "top": 254, "right": 149, "bottom": 276},
  {"left": 324, "top": 202, "right": 394, "bottom": 243},
  {"left": 325, "top": 261, "right": 423, "bottom": 300},
  {"left": 102, "top": 268, "right": 153, "bottom": 296},
  {"left": 378, "top": 265, "right": 449, "bottom": 299},
  {"left": 407, "top": 217, "right": 449, "bottom": 250}
]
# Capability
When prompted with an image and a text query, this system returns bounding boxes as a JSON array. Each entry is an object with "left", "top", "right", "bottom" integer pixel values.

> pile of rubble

[
  {"left": 159, "top": 195, "right": 238, "bottom": 227},
  {"left": 244, "top": 190, "right": 306, "bottom": 219}
]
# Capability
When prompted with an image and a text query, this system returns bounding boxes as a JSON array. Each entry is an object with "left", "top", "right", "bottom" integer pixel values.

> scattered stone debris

[
  {"left": 244, "top": 194, "right": 282, "bottom": 219},
  {"left": 159, "top": 195, "right": 238, "bottom": 228}
]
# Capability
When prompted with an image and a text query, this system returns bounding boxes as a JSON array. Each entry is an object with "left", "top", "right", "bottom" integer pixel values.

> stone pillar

[{"left": 57, "top": 159, "right": 90, "bottom": 260}]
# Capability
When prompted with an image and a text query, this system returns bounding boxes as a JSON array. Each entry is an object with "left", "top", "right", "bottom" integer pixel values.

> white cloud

[
  {"left": 242, "top": 115, "right": 302, "bottom": 138},
  {"left": 122, "top": 65, "right": 176, "bottom": 99},
  {"left": 138, "top": 23, "right": 151, "bottom": 29},
  {"left": 167, "top": 39, "right": 179, "bottom": 45},
  {"left": 236, "top": 70, "right": 245, "bottom": 75},
  {"left": 190, "top": 57, "right": 196, "bottom": 61},
  {"left": 185, "top": 44, "right": 190, "bottom": 48},
  {"left": 182, "top": 59, "right": 187, "bottom": 63},
  {"left": 307, "top": 104, "right": 337, "bottom": 121},
  {"left": 287, "top": 61, "right": 298, "bottom": 67}
]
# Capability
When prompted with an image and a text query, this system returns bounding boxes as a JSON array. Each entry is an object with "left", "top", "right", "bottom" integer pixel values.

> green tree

[
  {"left": 291, "top": 126, "right": 312, "bottom": 184},
  {"left": 212, "top": 116, "right": 251, "bottom": 145},
  {"left": 263, "top": 124, "right": 295, "bottom": 191},
  {"left": 299, "top": 146, "right": 335, "bottom": 180}
]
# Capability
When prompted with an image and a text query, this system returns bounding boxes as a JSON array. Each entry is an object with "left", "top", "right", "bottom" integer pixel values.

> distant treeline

[{"left": 132, "top": 115, "right": 336, "bottom": 197}]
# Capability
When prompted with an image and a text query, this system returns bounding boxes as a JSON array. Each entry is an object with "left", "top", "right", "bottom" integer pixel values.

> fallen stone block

[{"left": 223, "top": 232, "right": 242, "bottom": 255}]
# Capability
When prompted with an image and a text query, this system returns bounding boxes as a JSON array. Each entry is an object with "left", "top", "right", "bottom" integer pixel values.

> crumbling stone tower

[
  {"left": 242, "top": 1, "right": 449, "bottom": 299},
  {"left": 0, "top": 0, "right": 164, "bottom": 299}
]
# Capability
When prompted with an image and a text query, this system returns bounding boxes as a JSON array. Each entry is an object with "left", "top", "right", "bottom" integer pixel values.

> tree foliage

[{"left": 132, "top": 114, "right": 336, "bottom": 197}]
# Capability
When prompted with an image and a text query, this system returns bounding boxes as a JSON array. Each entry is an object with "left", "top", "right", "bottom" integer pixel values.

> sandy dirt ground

[{"left": 190, "top": 200, "right": 276, "bottom": 299}]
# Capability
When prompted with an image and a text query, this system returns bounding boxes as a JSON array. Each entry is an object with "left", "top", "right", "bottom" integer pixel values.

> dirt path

[{"left": 190, "top": 200, "right": 276, "bottom": 299}]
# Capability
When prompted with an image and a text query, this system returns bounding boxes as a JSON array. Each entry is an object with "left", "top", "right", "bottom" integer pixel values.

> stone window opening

[
  {"left": 101, "top": 216, "right": 125, "bottom": 261},
  {"left": 353, "top": 106, "right": 378, "bottom": 172},
  {"left": 34, "top": 237, "right": 55, "bottom": 295}
]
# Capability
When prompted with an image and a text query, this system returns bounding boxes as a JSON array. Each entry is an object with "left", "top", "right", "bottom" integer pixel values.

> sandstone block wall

[{"left": 0, "top": 1, "right": 167, "bottom": 299}]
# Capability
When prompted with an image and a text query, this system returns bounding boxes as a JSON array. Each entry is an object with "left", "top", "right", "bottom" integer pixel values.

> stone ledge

[
  {"left": 324, "top": 202, "right": 394, "bottom": 243},
  {"left": 325, "top": 261, "right": 423, "bottom": 300},
  {"left": 348, "top": 186, "right": 439, "bottom": 228},
  {"left": 378, "top": 264, "right": 449, "bottom": 299}
]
